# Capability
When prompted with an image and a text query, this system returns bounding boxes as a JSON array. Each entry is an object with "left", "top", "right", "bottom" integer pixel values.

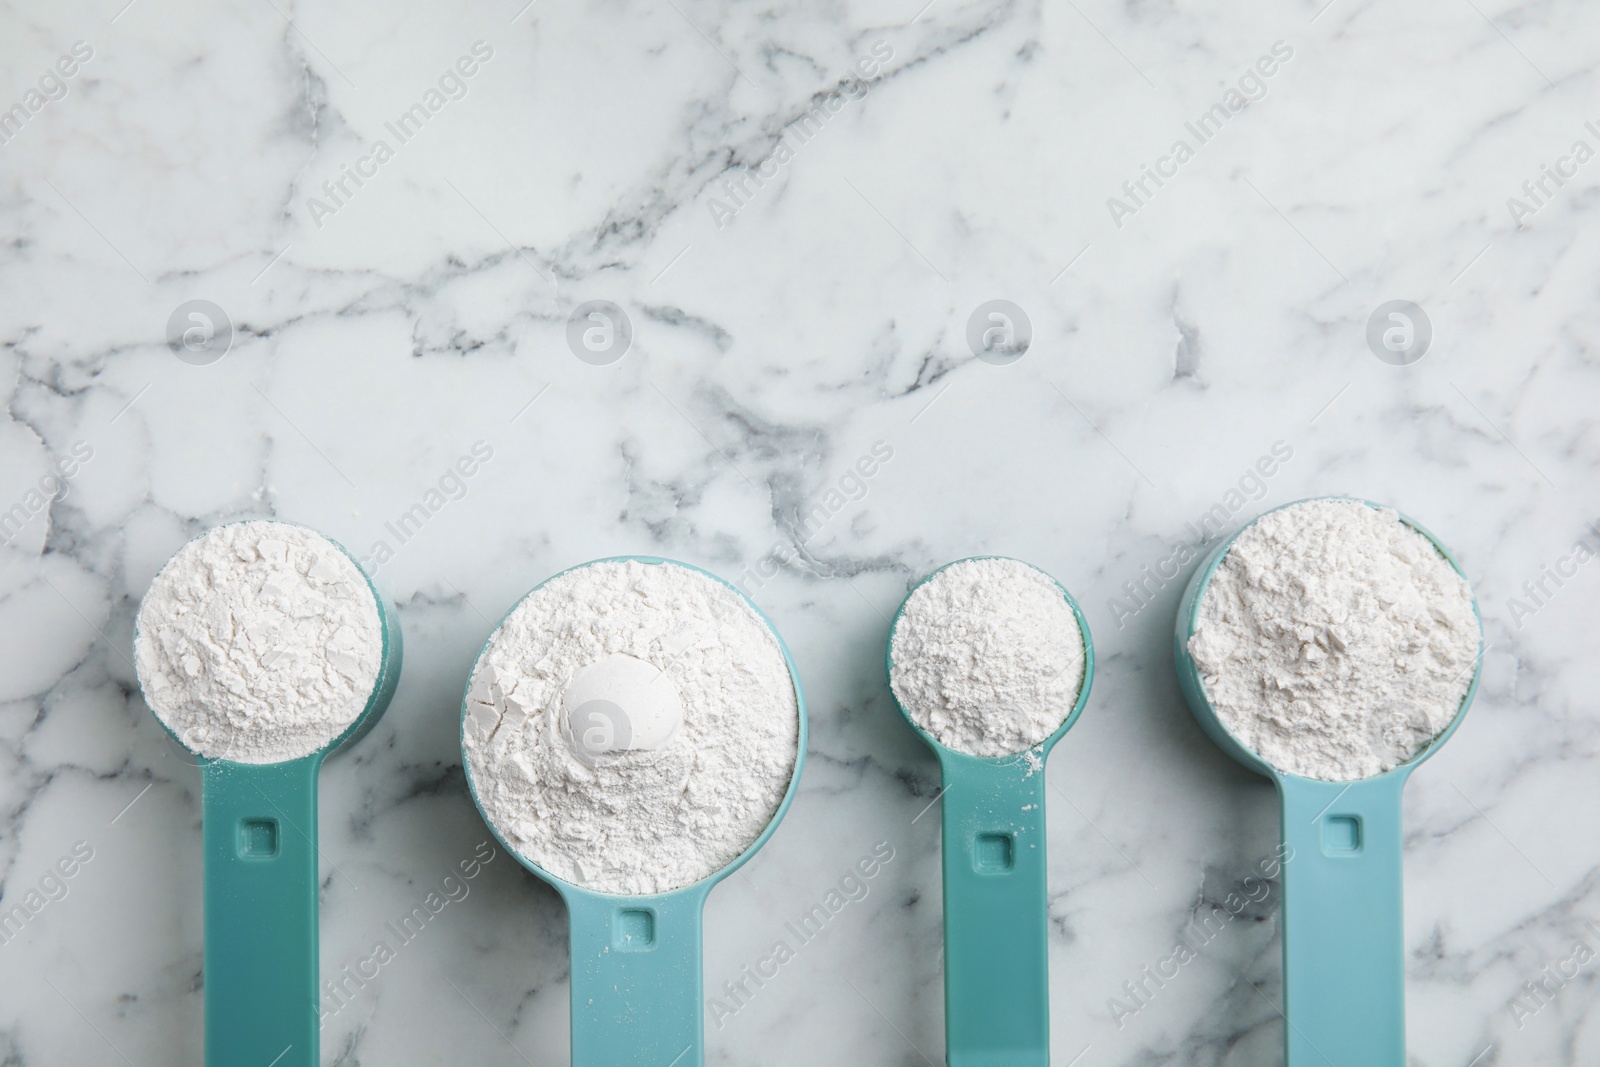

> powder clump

[
  {"left": 135, "top": 521, "right": 383, "bottom": 764},
  {"left": 462, "top": 560, "right": 800, "bottom": 896},
  {"left": 890, "top": 558, "right": 1086, "bottom": 758},
  {"left": 1188, "top": 499, "right": 1479, "bottom": 782}
]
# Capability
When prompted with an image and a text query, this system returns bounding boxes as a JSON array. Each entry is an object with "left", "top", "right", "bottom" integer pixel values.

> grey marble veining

[{"left": 1, "top": 0, "right": 1598, "bottom": 1063}]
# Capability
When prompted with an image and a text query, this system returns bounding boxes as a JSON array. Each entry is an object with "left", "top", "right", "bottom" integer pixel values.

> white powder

[
  {"left": 889, "top": 558, "right": 1087, "bottom": 758},
  {"left": 1188, "top": 499, "right": 1479, "bottom": 782},
  {"left": 461, "top": 559, "right": 800, "bottom": 896},
  {"left": 135, "top": 521, "right": 385, "bottom": 764}
]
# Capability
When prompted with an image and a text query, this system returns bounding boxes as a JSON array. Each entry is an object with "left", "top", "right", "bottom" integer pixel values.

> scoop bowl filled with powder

[
  {"left": 460, "top": 557, "right": 804, "bottom": 1067},
  {"left": 134, "top": 520, "right": 403, "bottom": 1067},
  {"left": 1173, "top": 497, "right": 1481, "bottom": 1067},
  {"left": 885, "top": 557, "right": 1094, "bottom": 1067},
  {"left": 136, "top": 520, "right": 401, "bottom": 764},
  {"left": 1181, "top": 497, "right": 1480, "bottom": 783},
  {"left": 889, "top": 556, "right": 1090, "bottom": 759}
]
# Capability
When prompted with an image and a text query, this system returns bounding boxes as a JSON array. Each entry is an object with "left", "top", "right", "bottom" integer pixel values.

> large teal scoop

[
  {"left": 136, "top": 523, "right": 403, "bottom": 1067},
  {"left": 885, "top": 557, "right": 1094, "bottom": 1067},
  {"left": 460, "top": 556, "right": 806, "bottom": 1067},
  {"left": 1172, "top": 498, "right": 1482, "bottom": 1066}
]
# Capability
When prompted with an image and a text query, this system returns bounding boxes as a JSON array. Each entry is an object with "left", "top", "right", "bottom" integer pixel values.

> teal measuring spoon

[
  {"left": 136, "top": 522, "right": 403, "bottom": 1067},
  {"left": 1173, "top": 498, "right": 1482, "bottom": 1067},
  {"left": 460, "top": 556, "right": 806, "bottom": 1067},
  {"left": 885, "top": 557, "right": 1095, "bottom": 1067}
]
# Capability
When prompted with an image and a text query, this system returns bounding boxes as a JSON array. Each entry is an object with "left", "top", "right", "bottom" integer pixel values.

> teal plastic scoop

[
  {"left": 1172, "top": 498, "right": 1481, "bottom": 1066},
  {"left": 885, "top": 557, "right": 1095, "bottom": 1067},
  {"left": 460, "top": 556, "right": 806, "bottom": 1067},
  {"left": 136, "top": 522, "right": 403, "bottom": 1067}
]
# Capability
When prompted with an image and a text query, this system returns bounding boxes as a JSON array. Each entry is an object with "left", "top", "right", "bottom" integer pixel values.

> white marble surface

[{"left": 2, "top": 0, "right": 1598, "bottom": 1063}]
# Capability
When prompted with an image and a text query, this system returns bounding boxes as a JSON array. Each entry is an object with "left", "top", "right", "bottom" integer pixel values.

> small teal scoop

[
  {"left": 461, "top": 556, "right": 806, "bottom": 1067},
  {"left": 885, "top": 557, "right": 1095, "bottom": 1067},
  {"left": 1173, "top": 498, "right": 1482, "bottom": 1067},
  {"left": 136, "top": 522, "right": 403, "bottom": 1067}
]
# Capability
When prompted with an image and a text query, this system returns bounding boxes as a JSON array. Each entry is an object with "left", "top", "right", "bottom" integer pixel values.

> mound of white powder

[
  {"left": 135, "top": 521, "right": 384, "bottom": 764},
  {"left": 462, "top": 559, "right": 800, "bottom": 896},
  {"left": 1188, "top": 499, "right": 1479, "bottom": 782},
  {"left": 890, "top": 558, "right": 1087, "bottom": 758}
]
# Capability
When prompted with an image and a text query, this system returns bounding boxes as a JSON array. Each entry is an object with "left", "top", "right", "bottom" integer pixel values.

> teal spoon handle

[
  {"left": 565, "top": 887, "right": 707, "bottom": 1067},
  {"left": 201, "top": 756, "right": 322, "bottom": 1067},
  {"left": 1278, "top": 773, "right": 1407, "bottom": 1066},
  {"left": 939, "top": 751, "right": 1051, "bottom": 1067}
]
